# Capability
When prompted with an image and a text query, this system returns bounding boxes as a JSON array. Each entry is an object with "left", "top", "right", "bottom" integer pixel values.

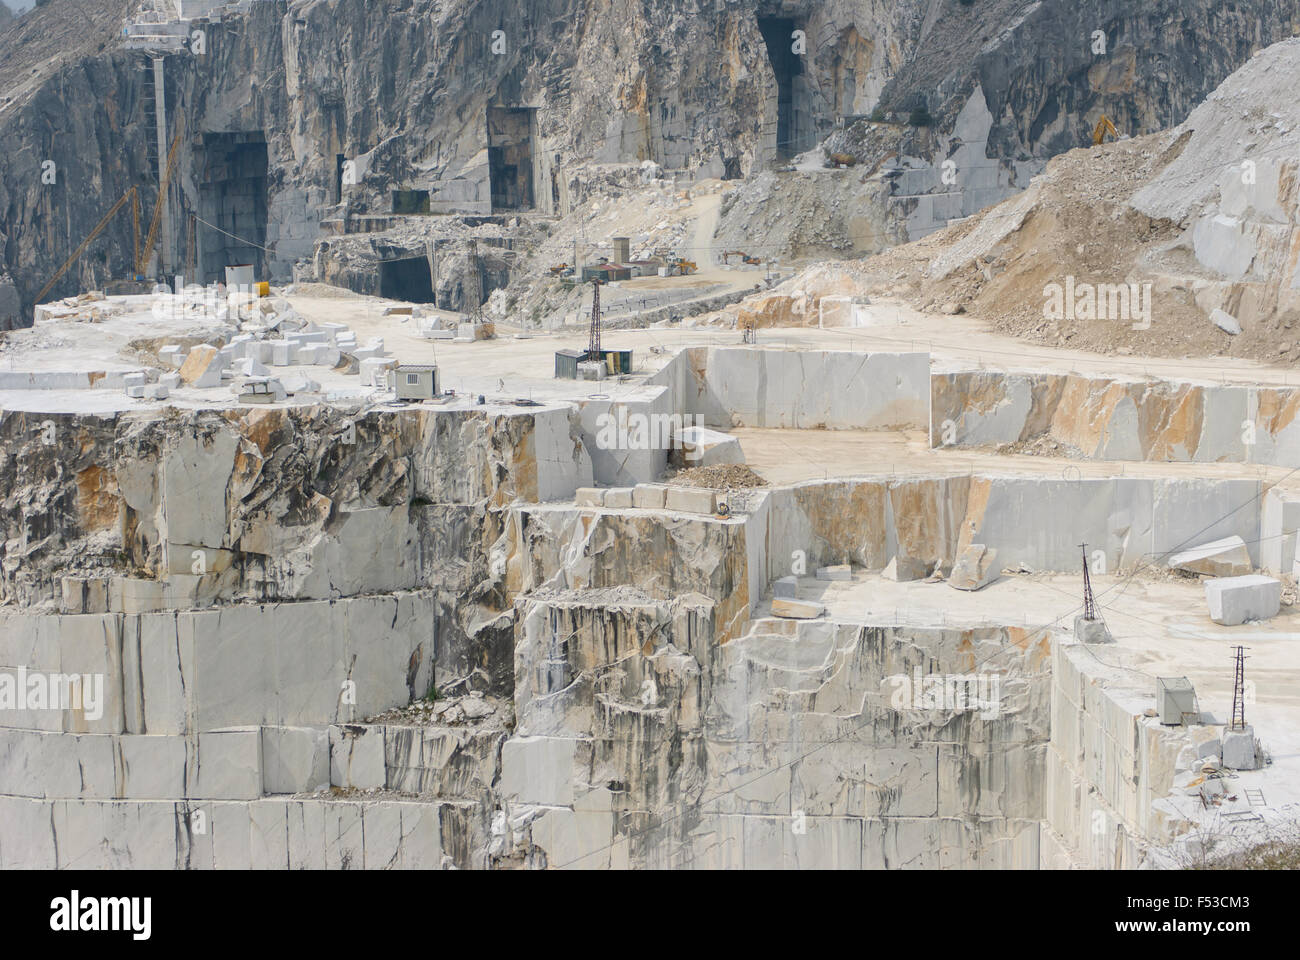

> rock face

[
  {"left": 1131, "top": 38, "right": 1300, "bottom": 339},
  {"left": 3, "top": 0, "right": 1294, "bottom": 320},
  {"left": 0, "top": 403, "right": 590, "bottom": 623},
  {"left": 948, "top": 544, "right": 999, "bottom": 592},
  {"left": 0, "top": 277, "right": 19, "bottom": 330},
  {"left": 503, "top": 600, "right": 1049, "bottom": 869},
  {"left": 932, "top": 370, "right": 1300, "bottom": 467}
]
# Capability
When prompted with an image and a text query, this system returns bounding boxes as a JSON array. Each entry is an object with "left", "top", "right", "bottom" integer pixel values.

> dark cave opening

[
  {"left": 392, "top": 189, "right": 431, "bottom": 214},
  {"left": 197, "top": 131, "right": 269, "bottom": 283},
  {"left": 487, "top": 107, "right": 535, "bottom": 211},
  {"left": 379, "top": 256, "right": 436, "bottom": 303},
  {"left": 757, "top": 16, "right": 813, "bottom": 159}
]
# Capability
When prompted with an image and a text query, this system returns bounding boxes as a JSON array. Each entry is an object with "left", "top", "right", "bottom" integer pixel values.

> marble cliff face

[{"left": 4, "top": 0, "right": 1296, "bottom": 319}]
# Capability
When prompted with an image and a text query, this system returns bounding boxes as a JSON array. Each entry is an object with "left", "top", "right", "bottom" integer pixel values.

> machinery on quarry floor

[{"left": 1091, "top": 114, "right": 1119, "bottom": 145}]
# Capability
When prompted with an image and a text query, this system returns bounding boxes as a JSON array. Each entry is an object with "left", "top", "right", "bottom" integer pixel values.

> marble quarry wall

[
  {"left": 0, "top": 402, "right": 590, "bottom": 611},
  {"left": 1, "top": 347, "right": 1271, "bottom": 868},
  {"left": 499, "top": 601, "right": 1049, "bottom": 869},
  {"left": 755, "top": 475, "right": 1261, "bottom": 580},
  {"left": 648, "top": 347, "right": 930, "bottom": 431},
  {"left": 0, "top": 398, "right": 585, "bottom": 868},
  {"left": 3, "top": 440, "right": 1250, "bottom": 866},
  {"left": 1042, "top": 641, "right": 1195, "bottom": 869},
  {"left": 932, "top": 370, "right": 1300, "bottom": 466}
]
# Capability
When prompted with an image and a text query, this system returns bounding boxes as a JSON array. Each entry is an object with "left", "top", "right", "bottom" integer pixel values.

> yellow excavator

[
  {"left": 35, "top": 119, "right": 186, "bottom": 305},
  {"left": 1091, "top": 114, "right": 1119, "bottom": 146}
]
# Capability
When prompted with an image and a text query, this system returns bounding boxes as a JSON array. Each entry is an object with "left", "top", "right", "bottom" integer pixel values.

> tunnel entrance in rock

[
  {"left": 197, "top": 132, "right": 269, "bottom": 283},
  {"left": 392, "top": 189, "right": 431, "bottom": 214},
  {"left": 757, "top": 17, "right": 813, "bottom": 159},
  {"left": 479, "top": 251, "right": 510, "bottom": 302},
  {"left": 487, "top": 107, "right": 534, "bottom": 211},
  {"left": 380, "top": 257, "right": 436, "bottom": 303}
]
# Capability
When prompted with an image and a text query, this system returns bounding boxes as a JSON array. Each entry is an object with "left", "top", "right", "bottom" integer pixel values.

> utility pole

[
  {"left": 1080, "top": 542, "right": 1098, "bottom": 621},
  {"left": 1230, "top": 645, "right": 1248, "bottom": 731},
  {"left": 1075, "top": 542, "right": 1112, "bottom": 643},
  {"left": 588, "top": 278, "right": 602, "bottom": 360}
]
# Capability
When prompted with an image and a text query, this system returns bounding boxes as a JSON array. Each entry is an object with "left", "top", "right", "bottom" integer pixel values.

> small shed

[
  {"left": 580, "top": 264, "right": 632, "bottom": 283},
  {"left": 555, "top": 349, "right": 585, "bottom": 380},
  {"left": 1156, "top": 677, "right": 1199, "bottom": 726},
  {"left": 555, "top": 348, "right": 632, "bottom": 379},
  {"left": 394, "top": 364, "right": 439, "bottom": 401},
  {"left": 599, "top": 348, "right": 633, "bottom": 375}
]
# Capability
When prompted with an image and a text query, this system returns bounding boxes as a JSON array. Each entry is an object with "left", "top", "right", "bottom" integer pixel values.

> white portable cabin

[{"left": 393, "top": 364, "right": 438, "bottom": 401}]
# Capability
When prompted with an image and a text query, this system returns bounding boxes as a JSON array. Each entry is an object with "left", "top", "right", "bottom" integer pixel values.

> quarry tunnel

[
  {"left": 197, "top": 131, "right": 270, "bottom": 284},
  {"left": 757, "top": 16, "right": 814, "bottom": 159},
  {"left": 380, "top": 256, "right": 436, "bottom": 303},
  {"left": 488, "top": 107, "right": 535, "bottom": 211}
]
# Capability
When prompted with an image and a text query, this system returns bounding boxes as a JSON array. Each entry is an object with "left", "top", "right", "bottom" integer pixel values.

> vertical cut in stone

[
  {"left": 757, "top": 16, "right": 813, "bottom": 160},
  {"left": 487, "top": 107, "right": 535, "bottom": 211},
  {"left": 197, "top": 131, "right": 269, "bottom": 283}
]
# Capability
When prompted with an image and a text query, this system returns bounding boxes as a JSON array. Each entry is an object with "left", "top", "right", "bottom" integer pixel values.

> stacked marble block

[
  {"left": 154, "top": 322, "right": 378, "bottom": 393},
  {"left": 0, "top": 594, "right": 457, "bottom": 868},
  {"left": 122, "top": 371, "right": 173, "bottom": 400},
  {"left": 575, "top": 484, "right": 721, "bottom": 514},
  {"left": 416, "top": 314, "right": 459, "bottom": 340}
]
